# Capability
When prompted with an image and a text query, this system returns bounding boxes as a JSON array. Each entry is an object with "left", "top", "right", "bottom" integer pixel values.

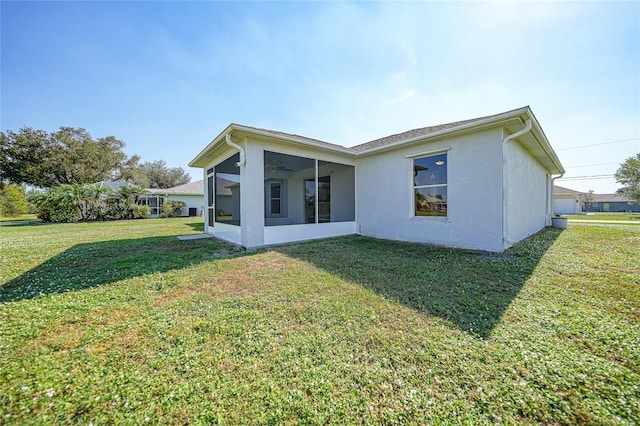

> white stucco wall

[
  {"left": 356, "top": 129, "right": 505, "bottom": 252},
  {"left": 504, "top": 137, "right": 549, "bottom": 247},
  {"left": 553, "top": 197, "right": 580, "bottom": 214},
  {"left": 240, "top": 140, "right": 266, "bottom": 248},
  {"left": 165, "top": 194, "right": 204, "bottom": 217}
]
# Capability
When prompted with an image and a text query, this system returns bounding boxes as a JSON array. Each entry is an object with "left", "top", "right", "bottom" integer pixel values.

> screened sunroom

[{"left": 201, "top": 138, "right": 357, "bottom": 248}]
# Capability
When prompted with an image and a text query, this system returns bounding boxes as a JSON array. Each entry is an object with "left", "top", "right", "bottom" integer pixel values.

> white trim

[
  {"left": 405, "top": 146, "right": 451, "bottom": 159},
  {"left": 264, "top": 222, "right": 357, "bottom": 246}
]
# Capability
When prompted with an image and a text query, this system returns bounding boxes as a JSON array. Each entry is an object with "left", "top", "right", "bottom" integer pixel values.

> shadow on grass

[
  {"left": 187, "top": 220, "right": 205, "bottom": 233},
  {"left": 0, "top": 217, "right": 47, "bottom": 227},
  {"left": 276, "top": 229, "right": 563, "bottom": 339},
  {"left": 0, "top": 234, "right": 239, "bottom": 304}
]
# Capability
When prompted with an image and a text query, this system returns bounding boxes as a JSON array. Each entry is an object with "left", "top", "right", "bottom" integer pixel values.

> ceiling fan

[{"left": 266, "top": 160, "right": 293, "bottom": 173}]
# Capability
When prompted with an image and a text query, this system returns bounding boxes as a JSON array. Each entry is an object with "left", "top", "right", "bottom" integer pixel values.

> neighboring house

[
  {"left": 95, "top": 180, "right": 205, "bottom": 218},
  {"left": 189, "top": 106, "right": 565, "bottom": 252},
  {"left": 553, "top": 185, "right": 584, "bottom": 215},
  {"left": 583, "top": 193, "right": 640, "bottom": 213},
  {"left": 147, "top": 180, "right": 206, "bottom": 217},
  {"left": 96, "top": 180, "right": 137, "bottom": 191}
]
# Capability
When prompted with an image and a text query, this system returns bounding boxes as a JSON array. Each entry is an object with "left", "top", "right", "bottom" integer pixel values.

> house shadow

[
  {"left": 275, "top": 229, "right": 563, "bottom": 339},
  {"left": 0, "top": 234, "right": 236, "bottom": 304},
  {"left": 187, "top": 221, "right": 205, "bottom": 233}
]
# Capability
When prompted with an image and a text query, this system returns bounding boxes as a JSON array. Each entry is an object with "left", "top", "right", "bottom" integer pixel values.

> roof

[
  {"left": 148, "top": 180, "right": 203, "bottom": 196},
  {"left": 148, "top": 177, "right": 238, "bottom": 196},
  {"left": 590, "top": 193, "right": 635, "bottom": 203},
  {"left": 95, "top": 180, "right": 138, "bottom": 190},
  {"left": 553, "top": 185, "right": 584, "bottom": 196},
  {"left": 189, "top": 106, "right": 564, "bottom": 174},
  {"left": 351, "top": 114, "right": 505, "bottom": 153}
]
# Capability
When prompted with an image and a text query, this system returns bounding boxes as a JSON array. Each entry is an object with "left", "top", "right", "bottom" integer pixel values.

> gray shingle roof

[
  {"left": 590, "top": 193, "right": 634, "bottom": 203},
  {"left": 240, "top": 110, "right": 521, "bottom": 154},
  {"left": 350, "top": 116, "right": 495, "bottom": 153},
  {"left": 553, "top": 185, "right": 584, "bottom": 195},
  {"left": 148, "top": 180, "right": 203, "bottom": 195}
]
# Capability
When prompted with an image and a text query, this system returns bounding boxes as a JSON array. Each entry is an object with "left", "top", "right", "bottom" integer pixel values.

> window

[
  {"left": 269, "top": 182, "right": 282, "bottom": 215},
  {"left": 413, "top": 153, "right": 447, "bottom": 217},
  {"left": 137, "top": 195, "right": 164, "bottom": 215}
]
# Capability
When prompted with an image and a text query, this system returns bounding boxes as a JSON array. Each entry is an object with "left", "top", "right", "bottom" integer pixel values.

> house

[
  {"left": 583, "top": 193, "right": 640, "bottom": 213},
  {"left": 95, "top": 180, "right": 207, "bottom": 218},
  {"left": 147, "top": 180, "right": 205, "bottom": 217},
  {"left": 189, "top": 106, "right": 565, "bottom": 252},
  {"left": 553, "top": 185, "right": 584, "bottom": 215}
]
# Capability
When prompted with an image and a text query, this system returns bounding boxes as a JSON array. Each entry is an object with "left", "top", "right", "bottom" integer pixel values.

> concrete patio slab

[{"left": 177, "top": 234, "right": 212, "bottom": 241}]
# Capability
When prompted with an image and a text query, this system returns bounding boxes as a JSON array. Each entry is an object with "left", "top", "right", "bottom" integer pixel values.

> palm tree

[{"left": 57, "top": 183, "right": 109, "bottom": 221}]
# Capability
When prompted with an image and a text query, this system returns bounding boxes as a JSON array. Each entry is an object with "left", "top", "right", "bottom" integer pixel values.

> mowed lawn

[
  {"left": 0, "top": 218, "right": 638, "bottom": 424},
  {"left": 566, "top": 213, "right": 640, "bottom": 222}
]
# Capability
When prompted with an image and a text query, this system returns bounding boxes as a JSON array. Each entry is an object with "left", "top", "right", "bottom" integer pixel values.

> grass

[
  {"left": 1, "top": 218, "right": 638, "bottom": 424},
  {"left": 566, "top": 213, "right": 640, "bottom": 222}
]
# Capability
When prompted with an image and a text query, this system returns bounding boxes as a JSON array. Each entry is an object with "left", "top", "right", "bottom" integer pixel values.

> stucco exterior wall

[
  {"left": 165, "top": 194, "right": 204, "bottom": 217},
  {"left": 504, "top": 137, "right": 549, "bottom": 246},
  {"left": 355, "top": 128, "right": 505, "bottom": 252},
  {"left": 553, "top": 197, "right": 581, "bottom": 214}
]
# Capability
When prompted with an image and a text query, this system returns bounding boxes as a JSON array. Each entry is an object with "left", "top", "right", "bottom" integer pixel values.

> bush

[
  {"left": 131, "top": 204, "right": 151, "bottom": 219},
  {"left": 0, "top": 184, "right": 29, "bottom": 217},
  {"left": 35, "top": 201, "right": 81, "bottom": 223},
  {"left": 159, "top": 200, "right": 186, "bottom": 218}
]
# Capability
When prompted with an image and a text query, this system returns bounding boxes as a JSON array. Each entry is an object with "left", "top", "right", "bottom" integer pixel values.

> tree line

[{"left": 0, "top": 126, "right": 192, "bottom": 219}]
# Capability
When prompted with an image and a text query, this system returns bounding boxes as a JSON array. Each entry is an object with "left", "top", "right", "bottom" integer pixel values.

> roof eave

[
  {"left": 354, "top": 107, "right": 532, "bottom": 157},
  {"left": 354, "top": 106, "right": 565, "bottom": 175},
  {"left": 189, "top": 124, "right": 355, "bottom": 169},
  {"left": 189, "top": 123, "right": 238, "bottom": 168}
]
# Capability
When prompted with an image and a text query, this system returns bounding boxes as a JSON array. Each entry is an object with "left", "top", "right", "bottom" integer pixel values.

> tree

[
  {"left": 116, "top": 154, "right": 150, "bottom": 188},
  {"left": 615, "top": 153, "right": 640, "bottom": 203},
  {"left": 28, "top": 183, "right": 149, "bottom": 222},
  {"left": 0, "top": 126, "right": 133, "bottom": 188},
  {"left": 57, "top": 183, "right": 109, "bottom": 221},
  {"left": 0, "top": 128, "right": 51, "bottom": 187},
  {"left": 0, "top": 184, "right": 29, "bottom": 217},
  {"left": 138, "top": 160, "right": 190, "bottom": 189}
]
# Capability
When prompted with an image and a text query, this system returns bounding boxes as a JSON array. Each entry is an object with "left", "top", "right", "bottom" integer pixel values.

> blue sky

[{"left": 2, "top": 1, "right": 639, "bottom": 193}]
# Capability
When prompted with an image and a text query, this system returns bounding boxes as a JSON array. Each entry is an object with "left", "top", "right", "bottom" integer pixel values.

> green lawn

[
  {"left": 566, "top": 213, "right": 640, "bottom": 222},
  {"left": 1, "top": 218, "right": 638, "bottom": 424}
]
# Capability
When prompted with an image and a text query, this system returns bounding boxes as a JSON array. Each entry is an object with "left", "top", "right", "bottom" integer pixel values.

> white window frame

[{"left": 408, "top": 149, "right": 449, "bottom": 219}]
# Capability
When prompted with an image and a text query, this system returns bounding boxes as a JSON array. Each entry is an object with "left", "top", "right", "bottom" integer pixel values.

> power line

[
  {"left": 556, "top": 137, "right": 640, "bottom": 151},
  {"left": 556, "top": 174, "right": 615, "bottom": 181},
  {"left": 564, "top": 162, "right": 619, "bottom": 168}
]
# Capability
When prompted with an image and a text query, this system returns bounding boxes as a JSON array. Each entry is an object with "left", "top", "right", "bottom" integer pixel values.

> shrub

[
  {"left": 35, "top": 199, "right": 81, "bottom": 223},
  {"left": 159, "top": 200, "right": 186, "bottom": 218},
  {"left": 131, "top": 204, "right": 151, "bottom": 219},
  {"left": 0, "top": 184, "right": 29, "bottom": 217}
]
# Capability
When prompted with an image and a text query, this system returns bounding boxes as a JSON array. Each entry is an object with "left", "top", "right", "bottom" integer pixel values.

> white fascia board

[
  {"left": 524, "top": 113, "right": 565, "bottom": 175},
  {"left": 188, "top": 123, "right": 237, "bottom": 168},
  {"left": 233, "top": 125, "right": 355, "bottom": 156},
  {"left": 189, "top": 124, "right": 355, "bottom": 168}
]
